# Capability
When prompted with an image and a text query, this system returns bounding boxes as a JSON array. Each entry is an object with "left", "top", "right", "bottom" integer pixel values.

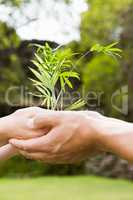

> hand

[
  {"left": 9, "top": 111, "right": 103, "bottom": 164},
  {"left": 0, "top": 107, "right": 49, "bottom": 142},
  {"left": 0, "top": 107, "right": 49, "bottom": 161},
  {"left": 10, "top": 110, "right": 133, "bottom": 164}
]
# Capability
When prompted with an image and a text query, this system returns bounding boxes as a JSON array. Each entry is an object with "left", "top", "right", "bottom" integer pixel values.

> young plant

[
  {"left": 29, "top": 42, "right": 122, "bottom": 111},
  {"left": 29, "top": 43, "right": 85, "bottom": 110}
]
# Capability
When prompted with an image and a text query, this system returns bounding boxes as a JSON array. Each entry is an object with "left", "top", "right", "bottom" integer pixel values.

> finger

[
  {"left": 19, "top": 151, "right": 54, "bottom": 163},
  {"left": 34, "top": 111, "right": 60, "bottom": 129},
  {"left": 19, "top": 150, "right": 66, "bottom": 164},
  {"left": 0, "top": 144, "right": 18, "bottom": 161},
  {"left": 9, "top": 126, "right": 64, "bottom": 153},
  {"left": 9, "top": 137, "right": 45, "bottom": 152},
  {"left": 19, "top": 150, "right": 43, "bottom": 161}
]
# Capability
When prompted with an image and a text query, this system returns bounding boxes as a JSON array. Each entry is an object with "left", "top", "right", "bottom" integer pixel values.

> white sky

[{"left": 0, "top": 0, "right": 88, "bottom": 44}]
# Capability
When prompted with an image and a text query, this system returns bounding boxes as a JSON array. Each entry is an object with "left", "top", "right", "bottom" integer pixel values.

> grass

[{"left": 0, "top": 176, "right": 132, "bottom": 200}]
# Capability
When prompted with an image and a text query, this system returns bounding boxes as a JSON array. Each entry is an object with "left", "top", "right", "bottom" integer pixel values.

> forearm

[
  {"left": 0, "top": 116, "right": 9, "bottom": 142},
  {"left": 97, "top": 117, "right": 133, "bottom": 163},
  {"left": 0, "top": 117, "right": 18, "bottom": 161}
]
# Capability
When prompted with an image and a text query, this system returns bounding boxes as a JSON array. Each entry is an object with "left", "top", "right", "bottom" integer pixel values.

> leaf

[
  {"left": 30, "top": 68, "right": 43, "bottom": 82},
  {"left": 34, "top": 53, "right": 44, "bottom": 64},
  {"left": 35, "top": 85, "right": 48, "bottom": 96},
  {"left": 64, "top": 77, "right": 73, "bottom": 88},
  {"left": 108, "top": 48, "right": 122, "bottom": 52},
  {"left": 61, "top": 71, "right": 80, "bottom": 79},
  {"left": 30, "top": 43, "right": 43, "bottom": 49},
  {"left": 90, "top": 44, "right": 101, "bottom": 52},
  {"left": 32, "top": 60, "right": 48, "bottom": 71},
  {"left": 60, "top": 75, "right": 65, "bottom": 92},
  {"left": 65, "top": 99, "right": 85, "bottom": 110},
  {"left": 46, "top": 96, "right": 51, "bottom": 109},
  {"left": 106, "top": 42, "right": 121, "bottom": 49},
  {"left": 51, "top": 71, "right": 59, "bottom": 86},
  {"left": 90, "top": 42, "right": 122, "bottom": 59}
]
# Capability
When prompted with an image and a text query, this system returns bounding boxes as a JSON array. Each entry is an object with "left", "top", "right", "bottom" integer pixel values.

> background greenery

[
  {"left": 0, "top": 0, "right": 133, "bottom": 180},
  {"left": 0, "top": 176, "right": 133, "bottom": 200}
]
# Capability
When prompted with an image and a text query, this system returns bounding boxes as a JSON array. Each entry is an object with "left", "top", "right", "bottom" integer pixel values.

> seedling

[{"left": 29, "top": 42, "right": 122, "bottom": 110}]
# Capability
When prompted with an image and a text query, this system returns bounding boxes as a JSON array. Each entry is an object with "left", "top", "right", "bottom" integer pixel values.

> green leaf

[
  {"left": 51, "top": 71, "right": 59, "bottom": 86},
  {"left": 90, "top": 42, "right": 122, "bottom": 59},
  {"left": 32, "top": 60, "right": 48, "bottom": 71},
  {"left": 61, "top": 71, "right": 80, "bottom": 79},
  {"left": 34, "top": 53, "right": 44, "bottom": 64},
  {"left": 30, "top": 68, "right": 44, "bottom": 82},
  {"left": 35, "top": 85, "right": 48, "bottom": 96},
  {"left": 64, "top": 77, "right": 73, "bottom": 88},
  {"left": 108, "top": 48, "right": 122, "bottom": 52},
  {"left": 65, "top": 99, "right": 85, "bottom": 110},
  {"left": 105, "top": 42, "right": 119, "bottom": 49},
  {"left": 90, "top": 44, "right": 101, "bottom": 52},
  {"left": 60, "top": 76, "right": 65, "bottom": 92}
]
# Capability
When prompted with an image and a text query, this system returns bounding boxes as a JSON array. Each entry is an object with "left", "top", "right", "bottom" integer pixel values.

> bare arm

[
  {"left": 0, "top": 117, "right": 18, "bottom": 160},
  {"left": 0, "top": 116, "right": 9, "bottom": 143},
  {"left": 96, "top": 116, "right": 133, "bottom": 163}
]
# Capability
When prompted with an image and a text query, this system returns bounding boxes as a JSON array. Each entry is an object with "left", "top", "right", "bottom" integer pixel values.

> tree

[
  {"left": 120, "top": 2, "right": 133, "bottom": 121},
  {"left": 81, "top": 0, "right": 133, "bottom": 47}
]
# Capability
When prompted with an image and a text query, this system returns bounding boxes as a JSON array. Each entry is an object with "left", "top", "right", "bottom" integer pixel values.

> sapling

[{"left": 29, "top": 42, "right": 122, "bottom": 111}]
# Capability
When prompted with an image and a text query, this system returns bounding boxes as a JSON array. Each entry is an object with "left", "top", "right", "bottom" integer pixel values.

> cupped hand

[
  {"left": 10, "top": 110, "right": 133, "bottom": 164},
  {"left": 0, "top": 107, "right": 50, "bottom": 161},
  {"left": 10, "top": 111, "right": 102, "bottom": 164},
  {"left": 5, "top": 107, "right": 49, "bottom": 140}
]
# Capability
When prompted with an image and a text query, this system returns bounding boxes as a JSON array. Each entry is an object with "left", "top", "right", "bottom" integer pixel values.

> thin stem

[{"left": 51, "top": 88, "right": 56, "bottom": 110}]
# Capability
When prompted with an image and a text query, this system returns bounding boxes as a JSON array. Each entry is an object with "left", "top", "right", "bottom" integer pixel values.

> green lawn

[{"left": 0, "top": 176, "right": 132, "bottom": 200}]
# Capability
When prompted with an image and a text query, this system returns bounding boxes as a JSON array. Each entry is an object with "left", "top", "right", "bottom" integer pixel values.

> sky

[{"left": 0, "top": 0, "right": 88, "bottom": 44}]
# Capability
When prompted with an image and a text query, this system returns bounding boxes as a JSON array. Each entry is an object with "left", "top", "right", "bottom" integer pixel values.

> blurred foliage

[
  {"left": 0, "top": 156, "right": 84, "bottom": 177},
  {"left": 0, "top": 0, "right": 72, "bottom": 7},
  {"left": 0, "top": 0, "right": 30, "bottom": 6},
  {"left": 69, "top": 0, "right": 133, "bottom": 118},
  {"left": 0, "top": 21, "right": 27, "bottom": 105},
  {"left": 82, "top": 54, "right": 122, "bottom": 115},
  {"left": 0, "top": 22, "right": 20, "bottom": 49},
  {"left": 0, "top": 0, "right": 32, "bottom": 106},
  {"left": 120, "top": 3, "right": 133, "bottom": 121},
  {"left": 81, "top": 0, "right": 133, "bottom": 47}
]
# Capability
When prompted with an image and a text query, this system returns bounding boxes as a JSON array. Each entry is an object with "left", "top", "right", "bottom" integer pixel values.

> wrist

[
  {"left": 93, "top": 116, "right": 133, "bottom": 161},
  {"left": 82, "top": 111, "right": 105, "bottom": 153},
  {"left": 0, "top": 116, "right": 10, "bottom": 141}
]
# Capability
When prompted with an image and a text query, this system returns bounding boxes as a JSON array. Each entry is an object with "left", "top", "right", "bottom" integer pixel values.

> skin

[
  {"left": 0, "top": 107, "right": 49, "bottom": 160},
  {"left": 6, "top": 110, "right": 133, "bottom": 164}
]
